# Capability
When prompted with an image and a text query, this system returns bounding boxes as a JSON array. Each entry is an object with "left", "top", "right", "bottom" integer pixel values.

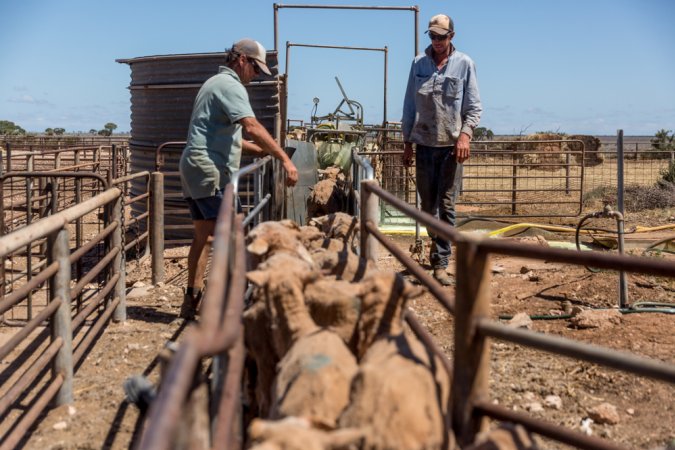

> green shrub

[{"left": 660, "top": 159, "right": 675, "bottom": 184}]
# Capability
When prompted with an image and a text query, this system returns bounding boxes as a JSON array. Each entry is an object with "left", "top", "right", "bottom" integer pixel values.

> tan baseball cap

[
  {"left": 231, "top": 38, "right": 271, "bottom": 76},
  {"left": 427, "top": 14, "right": 454, "bottom": 35}
]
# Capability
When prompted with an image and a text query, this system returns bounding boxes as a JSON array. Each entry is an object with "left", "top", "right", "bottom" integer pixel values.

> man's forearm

[{"left": 245, "top": 120, "right": 292, "bottom": 164}]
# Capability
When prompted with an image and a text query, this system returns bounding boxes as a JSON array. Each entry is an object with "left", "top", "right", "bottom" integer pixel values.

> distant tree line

[
  {"left": 0, "top": 120, "right": 119, "bottom": 136},
  {"left": 0, "top": 120, "right": 26, "bottom": 135}
]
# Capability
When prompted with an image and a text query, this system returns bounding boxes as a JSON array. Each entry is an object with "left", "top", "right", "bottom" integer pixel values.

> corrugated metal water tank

[{"left": 117, "top": 51, "right": 282, "bottom": 242}]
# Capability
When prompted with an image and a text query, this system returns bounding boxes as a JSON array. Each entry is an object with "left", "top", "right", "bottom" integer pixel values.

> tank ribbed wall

[{"left": 118, "top": 52, "right": 282, "bottom": 241}]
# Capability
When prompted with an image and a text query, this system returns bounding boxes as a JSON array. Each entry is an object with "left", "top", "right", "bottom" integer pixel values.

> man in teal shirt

[{"left": 179, "top": 38, "right": 298, "bottom": 319}]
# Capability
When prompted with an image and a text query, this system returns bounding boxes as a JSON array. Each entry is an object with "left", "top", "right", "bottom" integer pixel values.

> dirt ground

[{"left": 17, "top": 210, "right": 675, "bottom": 449}]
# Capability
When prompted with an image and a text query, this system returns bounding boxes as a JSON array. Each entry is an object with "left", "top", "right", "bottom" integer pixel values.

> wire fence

[{"left": 369, "top": 128, "right": 674, "bottom": 222}]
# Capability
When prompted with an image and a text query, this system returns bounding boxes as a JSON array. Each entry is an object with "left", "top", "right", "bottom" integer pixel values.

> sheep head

[
  {"left": 247, "top": 220, "right": 313, "bottom": 269},
  {"left": 355, "top": 272, "right": 424, "bottom": 359},
  {"left": 247, "top": 264, "right": 320, "bottom": 358}
]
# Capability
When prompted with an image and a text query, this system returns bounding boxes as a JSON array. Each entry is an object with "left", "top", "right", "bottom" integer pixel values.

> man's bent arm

[{"left": 239, "top": 116, "right": 298, "bottom": 185}]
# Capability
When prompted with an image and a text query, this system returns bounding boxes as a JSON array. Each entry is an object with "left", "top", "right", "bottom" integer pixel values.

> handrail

[
  {"left": 476, "top": 318, "right": 675, "bottom": 384},
  {"left": 0, "top": 171, "right": 109, "bottom": 189},
  {"left": 155, "top": 141, "right": 186, "bottom": 172},
  {"left": 352, "top": 147, "right": 374, "bottom": 181},
  {"left": 0, "top": 188, "right": 121, "bottom": 256},
  {"left": 232, "top": 155, "right": 273, "bottom": 227},
  {"left": 140, "top": 182, "right": 247, "bottom": 449},
  {"left": 231, "top": 155, "right": 272, "bottom": 194}
]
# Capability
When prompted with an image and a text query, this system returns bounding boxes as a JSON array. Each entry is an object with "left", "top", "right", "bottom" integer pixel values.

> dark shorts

[{"left": 185, "top": 189, "right": 224, "bottom": 221}]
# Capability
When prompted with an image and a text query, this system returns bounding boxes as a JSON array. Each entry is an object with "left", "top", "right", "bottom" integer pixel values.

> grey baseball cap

[{"left": 231, "top": 38, "right": 271, "bottom": 76}]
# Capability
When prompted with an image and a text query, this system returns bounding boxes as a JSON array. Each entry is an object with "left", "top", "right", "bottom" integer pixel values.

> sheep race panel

[{"left": 117, "top": 52, "right": 283, "bottom": 242}]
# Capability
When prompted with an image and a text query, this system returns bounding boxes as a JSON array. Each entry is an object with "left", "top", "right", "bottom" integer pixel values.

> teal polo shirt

[{"left": 180, "top": 66, "right": 255, "bottom": 199}]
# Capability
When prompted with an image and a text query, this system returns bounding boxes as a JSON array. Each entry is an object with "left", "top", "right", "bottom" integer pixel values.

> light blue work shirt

[
  {"left": 180, "top": 66, "right": 255, "bottom": 199},
  {"left": 402, "top": 45, "right": 482, "bottom": 146}
]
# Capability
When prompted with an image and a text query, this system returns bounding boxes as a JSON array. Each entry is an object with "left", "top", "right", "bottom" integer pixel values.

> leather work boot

[{"left": 433, "top": 268, "right": 454, "bottom": 287}]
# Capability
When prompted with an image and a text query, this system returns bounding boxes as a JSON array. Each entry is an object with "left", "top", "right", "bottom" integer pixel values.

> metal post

[
  {"left": 617, "top": 130, "right": 624, "bottom": 215},
  {"left": 383, "top": 46, "right": 388, "bottom": 125},
  {"left": 285, "top": 41, "right": 290, "bottom": 79},
  {"left": 274, "top": 3, "right": 279, "bottom": 51},
  {"left": 452, "top": 241, "right": 491, "bottom": 446},
  {"left": 144, "top": 175, "right": 152, "bottom": 258},
  {"left": 6, "top": 143, "right": 12, "bottom": 173},
  {"left": 360, "top": 180, "right": 379, "bottom": 262},
  {"left": 511, "top": 151, "right": 518, "bottom": 215},
  {"left": 74, "top": 150, "right": 82, "bottom": 311},
  {"left": 94, "top": 146, "right": 100, "bottom": 172},
  {"left": 112, "top": 193, "right": 126, "bottom": 322},
  {"left": 414, "top": 6, "right": 419, "bottom": 55},
  {"left": 283, "top": 41, "right": 290, "bottom": 145},
  {"left": 634, "top": 142, "right": 638, "bottom": 161},
  {"left": 51, "top": 229, "right": 73, "bottom": 405},
  {"left": 112, "top": 144, "right": 118, "bottom": 180},
  {"left": 26, "top": 152, "right": 34, "bottom": 320},
  {"left": 565, "top": 145, "right": 571, "bottom": 195},
  {"left": 617, "top": 214, "right": 628, "bottom": 309},
  {"left": 150, "top": 172, "right": 165, "bottom": 284}
]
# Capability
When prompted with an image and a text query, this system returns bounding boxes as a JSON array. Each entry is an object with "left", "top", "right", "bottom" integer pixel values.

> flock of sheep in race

[{"left": 241, "top": 213, "right": 534, "bottom": 450}]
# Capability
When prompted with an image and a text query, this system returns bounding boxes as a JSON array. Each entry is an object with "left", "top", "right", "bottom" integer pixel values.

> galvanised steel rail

[
  {"left": 284, "top": 42, "right": 388, "bottom": 125},
  {"left": 273, "top": 4, "right": 420, "bottom": 56},
  {"left": 154, "top": 141, "right": 191, "bottom": 248},
  {"left": 0, "top": 143, "right": 122, "bottom": 180},
  {"left": 113, "top": 170, "right": 151, "bottom": 256},
  {"left": 140, "top": 152, "right": 373, "bottom": 449},
  {"left": 359, "top": 178, "right": 675, "bottom": 450},
  {"left": 139, "top": 182, "right": 247, "bottom": 450},
  {"left": 0, "top": 187, "right": 126, "bottom": 449},
  {"left": 232, "top": 155, "right": 273, "bottom": 229},
  {"left": 0, "top": 172, "right": 110, "bottom": 323}
]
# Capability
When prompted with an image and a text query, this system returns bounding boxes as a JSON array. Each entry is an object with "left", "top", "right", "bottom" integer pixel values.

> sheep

[
  {"left": 243, "top": 300, "right": 277, "bottom": 419},
  {"left": 304, "top": 278, "right": 363, "bottom": 353},
  {"left": 338, "top": 272, "right": 448, "bottom": 450},
  {"left": 248, "top": 417, "right": 363, "bottom": 450},
  {"left": 246, "top": 220, "right": 314, "bottom": 269},
  {"left": 353, "top": 272, "right": 423, "bottom": 359},
  {"left": 464, "top": 423, "right": 537, "bottom": 450},
  {"left": 306, "top": 167, "right": 347, "bottom": 221},
  {"left": 310, "top": 247, "right": 373, "bottom": 282},
  {"left": 244, "top": 252, "right": 318, "bottom": 418},
  {"left": 247, "top": 267, "right": 358, "bottom": 429},
  {"left": 308, "top": 213, "right": 359, "bottom": 252}
]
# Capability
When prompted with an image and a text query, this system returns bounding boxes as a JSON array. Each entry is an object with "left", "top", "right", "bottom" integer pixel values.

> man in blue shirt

[
  {"left": 402, "top": 14, "right": 482, "bottom": 286},
  {"left": 179, "top": 38, "right": 298, "bottom": 319}
]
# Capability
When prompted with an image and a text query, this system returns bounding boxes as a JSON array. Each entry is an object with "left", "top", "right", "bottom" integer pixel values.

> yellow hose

[
  {"left": 488, "top": 222, "right": 675, "bottom": 238},
  {"left": 488, "top": 223, "right": 582, "bottom": 237},
  {"left": 634, "top": 224, "right": 675, "bottom": 232}
]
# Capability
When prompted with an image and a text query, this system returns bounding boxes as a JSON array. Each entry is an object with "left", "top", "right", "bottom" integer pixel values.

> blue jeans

[{"left": 415, "top": 145, "right": 462, "bottom": 269}]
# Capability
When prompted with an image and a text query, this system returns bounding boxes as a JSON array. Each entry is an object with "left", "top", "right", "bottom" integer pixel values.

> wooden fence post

[{"left": 452, "top": 240, "right": 492, "bottom": 446}]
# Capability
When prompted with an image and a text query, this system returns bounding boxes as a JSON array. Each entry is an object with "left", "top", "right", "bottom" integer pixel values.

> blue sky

[{"left": 1, "top": 0, "right": 674, "bottom": 135}]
